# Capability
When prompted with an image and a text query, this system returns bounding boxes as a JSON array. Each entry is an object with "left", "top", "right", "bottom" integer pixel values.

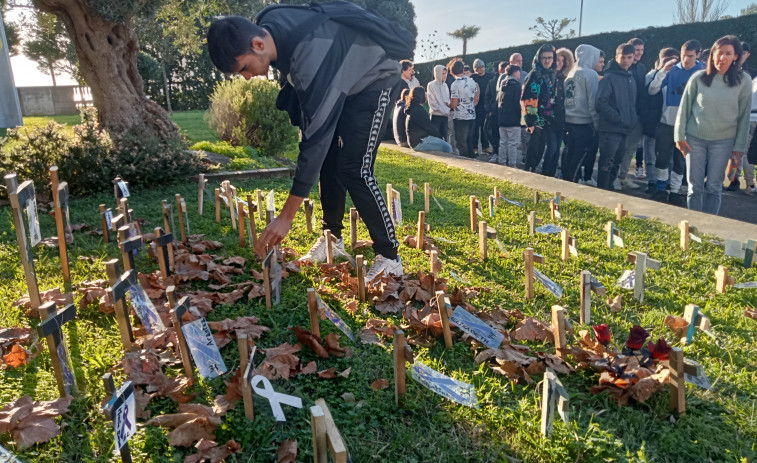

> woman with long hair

[
  {"left": 675, "top": 36, "right": 753, "bottom": 214},
  {"left": 405, "top": 87, "right": 453, "bottom": 153},
  {"left": 542, "top": 47, "right": 574, "bottom": 177},
  {"left": 521, "top": 44, "right": 557, "bottom": 172}
]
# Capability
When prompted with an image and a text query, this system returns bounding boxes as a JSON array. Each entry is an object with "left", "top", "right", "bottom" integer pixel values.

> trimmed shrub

[{"left": 208, "top": 78, "right": 298, "bottom": 156}]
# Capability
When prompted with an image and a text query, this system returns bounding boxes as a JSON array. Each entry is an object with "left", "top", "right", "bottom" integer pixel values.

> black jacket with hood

[
  {"left": 596, "top": 60, "right": 638, "bottom": 134},
  {"left": 405, "top": 102, "right": 441, "bottom": 148},
  {"left": 497, "top": 75, "right": 523, "bottom": 127}
]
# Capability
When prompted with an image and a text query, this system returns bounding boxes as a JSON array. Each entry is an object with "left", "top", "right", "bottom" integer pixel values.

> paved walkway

[{"left": 382, "top": 143, "right": 757, "bottom": 242}]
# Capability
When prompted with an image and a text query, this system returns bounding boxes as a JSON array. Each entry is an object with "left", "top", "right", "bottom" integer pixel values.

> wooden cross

[
  {"left": 534, "top": 191, "right": 541, "bottom": 204},
  {"left": 50, "top": 167, "right": 71, "bottom": 289},
  {"left": 175, "top": 194, "right": 187, "bottom": 242},
  {"left": 113, "top": 176, "right": 129, "bottom": 202},
  {"left": 541, "top": 367, "right": 570, "bottom": 437},
  {"left": 118, "top": 225, "right": 143, "bottom": 272},
  {"left": 436, "top": 291, "right": 453, "bottom": 349},
  {"left": 681, "top": 303, "right": 711, "bottom": 345},
  {"left": 214, "top": 188, "right": 222, "bottom": 223},
  {"left": 238, "top": 334, "right": 256, "bottom": 421},
  {"left": 429, "top": 250, "right": 441, "bottom": 278},
  {"left": 111, "top": 212, "right": 127, "bottom": 236},
  {"left": 417, "top": 211, "right": 425, "bottom": 250},
  {"left": 560, "top": 230, "right": 572, "bottom": 261},
  {"left": 153, "top": 227, "right": 173, "bottom": 280},
  {"left": 160, "top": 200, "right": 176, "bottom": 270},
  {"left": 715, "top": 265, "right": 735, "bottom": 293},
  {"left": 311, "top": 398, "right": 349, "bottom": 463},
  {"left": 303, "top": 199, "right": 314, "bottom": 233},
  {"left": 528, "top": 211, "right": 542, "bottom": 236},
  {"left": 263, "top": 249, "right": 282, "bottom": 308},
  {"left": 197, "top": 174, "right": 207, "bottom": 215},
  {"left": 105, "top": 260, "right": 136, "bottom": 351},
  {"left": 246, "top": 194, "right": 258, "bottom": 247},
  {"left": 237, "top": 198, "right": 247, "bottom": 247},
  {"left": 679, "top": 220, "right": 691, "bottom": 251},
  {"left": 550, "top": 194, "right": 564, "bottom": 220},
  {"left": 489, "top": 194, "right": 496, "bottom": 217},
  {"left": 166, "top": 286, "right": 194, "bottom": 378},
  {"left": 99, "top": 204, "right": 111, "bottom": 243},
  {"left": 745, "top": 239, "right": 756, "bottom": 268},
  {"left": 409, "top": 178, "right": 417, "bottom": 204},
  {"left": 37, "top": 302, "right": 77, "bottom": 397},
  {"left": 5, "top": 174, "right": 42, "bottom": 312},
  {"left": 579, "top": 271, "right": 606, "bottom": 324},
  {"left": 424, "top": 182, "right": 431, "bottom": 213},
  {"left": 479, "top": 221, "right": 496, "bottom": 261},
  {"left": 493, "top": 186, "right": 500, "bottom": 205},
  {"left": 356, "top": 255, "right": 366, "bottom": 302},
  {"left": 605, "top": 221, "right": 623, "bottom": 249},
  {"left": 307, "top": 288, "right": 321, "bottom": 339},
  {"left": 324, "top": 230, "right": 334, "bottom": 265},
  {"left": 524, "top": 248, "right": 546, "bottom": 299},
  {"left": 615, "top": 203, "right": 629, "bottom": 221},
  {"left": 102, "top": 374, "right": 134, "bottom": 463},
  {"left": 551, "top": 305, "right": 567, "bottom": 360},
  {"left": 626, "top": 251, "right": 661, "bottom": 302},
  {"left": 386, "top": 185, "right": 401, "bottom": 225},
  {"left": 668, "top": 347, "right": 686, "bottom": 415},
  {"left": 350, "top": 208, "right": 359, "bottom": 250},
  {"left": 118, "top": 198, "right": 131, "bottom": 224},
  {"left": 393, "top": 329, "right": 414, "bottom": 406},
  {"left": 469, "top": 195, "right": 478, "bottom": 232}
]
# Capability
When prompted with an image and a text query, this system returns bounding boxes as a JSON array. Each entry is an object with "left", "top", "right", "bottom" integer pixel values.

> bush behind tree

[
  {"left": 208, "top": 78, "right": 298, "bottom": 156},
  {"left": 416, "top": 14, "right": 757, "bottom": 84}
]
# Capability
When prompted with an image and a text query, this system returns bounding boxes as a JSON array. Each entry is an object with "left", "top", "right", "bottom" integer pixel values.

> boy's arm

[{"left": 595, "top": 79, "right": 622, "bottom": 125}]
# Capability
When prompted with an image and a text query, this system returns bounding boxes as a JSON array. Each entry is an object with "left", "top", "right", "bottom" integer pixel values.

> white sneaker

[
  {"left": 300, "top": 235, "right": 345, "bottom": 263},
  {"left": 635, "top": 167, "right": 646, "bottom": 179},
  {"left": 584, "top": 178, "right": 597, "bottom": 187},
  {"left": 745, "top": 185, "right": 757, "bottom": 196},
  {"left": 620, "top": 178, "right": 636, "bottom": 189},
  {"left": 613, "top": 179, "right": 622, "bottom": 191},
  {"left": 365, "top": 255, "right": 404, "bottom": 283},
  {"left": 578, "top": 179, "right": 585, "bottom": 185}
]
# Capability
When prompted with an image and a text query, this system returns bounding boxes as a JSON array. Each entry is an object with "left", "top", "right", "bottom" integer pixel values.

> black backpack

[{"left": 255, "top": 0, "right": 415, "bottom": 61}]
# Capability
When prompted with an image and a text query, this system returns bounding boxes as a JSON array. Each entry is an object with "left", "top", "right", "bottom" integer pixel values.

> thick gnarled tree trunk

[{"left": 33, "top": 0, "right": 177, "bottom": 140}]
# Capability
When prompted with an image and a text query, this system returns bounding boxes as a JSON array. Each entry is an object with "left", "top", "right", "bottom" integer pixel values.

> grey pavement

[{"left": 382, "top": 142, "right": 757, "bottom": 242}]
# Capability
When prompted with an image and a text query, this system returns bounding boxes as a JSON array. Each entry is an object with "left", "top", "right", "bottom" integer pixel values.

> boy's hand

[
  {"left": 253, "top": 194, "right": 304, "bottom": 257},
  {"left": 662, "top": 57, "right": 678, "bottom": 71},
  {"left": 676, "top": 140, "right": 692, "bottom": 157}
]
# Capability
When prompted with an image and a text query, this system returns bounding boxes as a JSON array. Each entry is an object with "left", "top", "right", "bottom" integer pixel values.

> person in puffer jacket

[
  {"left": 404, "top": 87, "right": 453, "bottom": 153},
  {"left": 595, "top": 43, "right": 637, "bottom": 190},
  {"left": 497, "top": 65, "right": 523, "bottom": 167},
  {"left": 426, "top": 64, "right": 451, "bottom": 140},
  {"left": 521, "top": 43, "right": 557, "bottom": 172}
]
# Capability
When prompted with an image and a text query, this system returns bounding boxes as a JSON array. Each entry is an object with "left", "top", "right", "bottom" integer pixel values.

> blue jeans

[
  {"left": 413, "top": 136, "right": 453, "bottom": 153},
  {"left": 685, "top": 135, "right": 735, "bottom": 215},
  {"left": 597, "top": 132, "right": 627, "bottom": 190},
  {"left": 542, "top": 128, "right": 564, "bottom": 177}
]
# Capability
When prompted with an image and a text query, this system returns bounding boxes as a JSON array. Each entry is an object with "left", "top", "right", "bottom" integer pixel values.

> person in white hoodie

[
  {"left": 562, "top": 44, "right": 600, "bottom": 183},
  {"left": 426, "top": 64, "right": 451, "bottom": 141}
]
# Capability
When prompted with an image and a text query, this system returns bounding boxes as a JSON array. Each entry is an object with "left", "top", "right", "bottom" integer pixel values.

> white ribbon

[{"left": 251, "top": 375, "right": 302, "bottom": 421}]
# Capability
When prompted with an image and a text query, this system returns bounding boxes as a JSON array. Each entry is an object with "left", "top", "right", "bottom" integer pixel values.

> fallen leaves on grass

[
  {"left": 664, "top": 315, "right": 689, "bottom": 338},
  {"left": 3, "top": 344, "right": 29, "bottom": 368},
  {"left": 0, "top": 395, "right": 73, "bottom": 449},
  {"left": 207, "top": 316, "right": 269, "bottom": 348},
  {"left": 75, "top": 279, "right": 113, "bottom": 313},
  {"left": 359, "top": 319, "right": 396, "bottom": 346},
  {"left": 119, "top": 349, "right": 194, "bottom": 403},
  {"left": 746, "top": 308, "right": 757, "bottom": 320},
  {"left": 277, "top": 439, "right": 297, "bottom": 463},
  {"left": 511, "top": 318, "right": 554, "bottom": 343},
  {"left": 606, "top": 295, "right": 622, "bottom": 312},
  {"left": 13, "top": 287, "right": 72, "bottom": 318},
  {"left": 146, "top": 403, "right": 223, "bottom": 447},
  {"left": 371, "top": 379, "right": 389, "bottom": 390},
  {"left": 185, "top": 439, "right": 241, "bottom": 463},
  {"left": 291, "top": 327, "right": 329, "bottom": 358}
]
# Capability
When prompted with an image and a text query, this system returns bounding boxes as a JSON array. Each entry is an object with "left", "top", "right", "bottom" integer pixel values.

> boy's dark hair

[
  {"left": 702, "top": 35, "right": 744, "bottom": 87},
  {"left": 463, "top": 65, "right": 471, "bottom": 73},
  {"left": 659, "top": 47, "right": 680, "bottom": 60},
  {"left": 628, "top": 38, "right": 645, "bottom": 47},
  {"left": 498, "top": 61, "right": 507, "bottom": 73},
  {"left": 451, "top": 60, "right": 464, "bottom": 75},
  {"left": 599, "top": 50, "right": 606, "bottom": 58},
  {"left": 400, "top": 60, "right": 414, "bottom": 71},
  {"left": 505, "top": 65, "right": 521, "bottom": 76},
  {"left": 742, "top": 42, "right": 751, "bottom": 53},
  {"left": 406, "top": 86, "right": 426, "bottom": 106},
  {"left": 617, "top": 44, "right": 635, "bottom": 56},
  {"left": 207, "top": 16, "right": 267, "bottom": 73},
  {"left": 682, "top": 40, "right": 702, "bottom": 53}
]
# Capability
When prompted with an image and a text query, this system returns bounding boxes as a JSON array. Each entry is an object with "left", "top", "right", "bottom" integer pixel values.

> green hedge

[{"left": 417, "top": 14, "right": 757, "bottom": 85}]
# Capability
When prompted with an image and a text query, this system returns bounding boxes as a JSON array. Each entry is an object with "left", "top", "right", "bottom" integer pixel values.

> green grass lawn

[{"left": 0, "top": 149, "right": 755, "bottom": 462}]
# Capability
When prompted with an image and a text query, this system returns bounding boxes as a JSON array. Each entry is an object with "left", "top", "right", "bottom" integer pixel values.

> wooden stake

[
  {"left": 50, "top": 167, "right": 71, "bottom": 288},
  {"left": 550, "top": 200, "right": 557, "bottom": 221},
  {"left": 102, "top": 373, "right": 134, "bottom": 463},
  {"left": 100, "top": 204, "right": 110, "bottom": 243},
  {"left": 561, "top": 229, "right": 570, "bottom": 262},
  {"left": 424, "top": 182, "right": 430, "bottom": 213},
  {"left": 228, "top": 184, "right": 237, "bottom": 230},
  {"left": 430, "top": 250, "right": 439, "bottom": 278},
  {"left": 580, "top": 271, "right": 591, "bottom": 325},
  {"left": 175, "top": 194, "right": 186, "bottom": 242},
  {"left": 524, "top": 248, "right": 536, "bottom": 299},
  {"left": 679, "top": 220, "right": 690, "bottom": 251},
  {"left": 386, "top": 183, "right": 393, "bottom": 219},
  {"left": 493, "top": 186, "right": 500, "bottom": 204},
  {"left": 238, "top": 333, "right": 255, "bottom": 420},
  {"left": 257, "top": 189, "right": 265, "bottom": 221},
  {"left": 479, "top": 220, "right": 488, "bottom": 261},
  {"left": 311, "top": 405, "right": 328, "bottom": 463},
  {"left": 528, "top": 211, "right": 541, "bottom": 236},
  {"left": 669, "top": 347, "right": 686, "bottom": 415},
  {"left": 198, "top": 174, "right": 207, "bottom": 215},
  {"left": 215, "top": 188, "right": 221, "bottom": 223},
  {"left": 616, "top": 203, "right": 628, "bottom": 221},
  {"left": 409, "top": 178, "right": 417, "bottom": 204},
  {"left": 417, "top": 211, "right": 425, "bottom": 250},
  {"left": 744, "top": 239, "right": 756, "bottom": 268},
  {"left": 118, "top": 226, "right": 141, "bottom": 272},
  {"left": 307, "top": 288, "right": 320, "bottom": 339},
  {"left": 627, "top": 251, "right": 661, "bottom": 303},
  {"left": 325, "top": 230, "right": 333, "bottom": 265},
  {"left": 350, "top": 208, "right": 358, "bottom": 250},
  {"left": 105, "top": 259, "right": 135, "bottom": 351},
  {"left": 313, "top": 399, "right": 348, "bottom": 463},
  {"left": 5, "top": 174, "right": 42, "bottom": 311},
  {"left": 247, "top": 194, "right": 258, "bottom": 247},
  {"left": 489, "top": 194, "right": 496, "bottom": 217},
  {"left": 167, "top": 286, "right": 193, "bottom": 378},
  {"left": 470, "top": 195, "right": 477, "bottom": 232},
  {"left": 551, "top": 305, "right": 567, "bottom": 359},
  {"left": 154, "top": 227, "right": 173, "bottom": 280},
  {"left": 393, "top": 329, "right": 413, "bottom": 406},
  {"left": 356, "top": 255, "right": 366, "bottom": 303},
  {"left": 436, "top": 291, "right": 453, "bottom": 349},
  {"left": 534, "top": 191, "right": 540, "bottom": 204},
  {"left": 238, "top": 199, "right": 246, "bottom": 248},
  {"left": 715, "top": 265, "right": 734, "bottom": 293},
  {"left": 38, "top": 302, "right": 77, "bottom": 397},
  {"left": 303, "top": 199, "right": 314, "bottom": 234},
  {"left": 161, "top": 200, "right": 175, "bottom": 270}
]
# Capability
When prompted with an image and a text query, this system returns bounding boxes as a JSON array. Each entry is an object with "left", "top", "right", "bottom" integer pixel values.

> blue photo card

[
  {"left": 182, "top": 318, "right": 227, "bottom": 379},
  {"left": 411, "top": 361, "right": 478, "bottom": 408},
  {"left": 449, "top": 306, "right": 504, "bottom": 349}
]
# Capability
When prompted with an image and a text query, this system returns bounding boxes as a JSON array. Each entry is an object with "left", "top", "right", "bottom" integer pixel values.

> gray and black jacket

[
  {"left": 596, "top": 61, "right": 637, "bottom": 134},
  {"left": 255, "top": 5, "right": 401, "bottom": 197}
]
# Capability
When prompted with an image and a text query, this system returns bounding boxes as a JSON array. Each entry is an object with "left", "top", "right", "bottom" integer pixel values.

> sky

[{"left": 5, "top": 0, "right": 755, "bottom": 86}]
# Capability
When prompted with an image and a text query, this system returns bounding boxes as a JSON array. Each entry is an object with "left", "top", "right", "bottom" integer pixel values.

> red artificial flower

[
  {"left": 626, "top": 325, "right": 650, "bottom": 350},
  {"left": 647, "top": 338, "right": 672, "bottom": 360},
  {"left": 593, "top": 324, "right": 611, "bottom": 345}
]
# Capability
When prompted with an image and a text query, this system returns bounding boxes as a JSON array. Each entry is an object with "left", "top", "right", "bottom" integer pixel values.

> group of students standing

[{"left": 393, "top": 35, "right": 757, "bottom": 216}]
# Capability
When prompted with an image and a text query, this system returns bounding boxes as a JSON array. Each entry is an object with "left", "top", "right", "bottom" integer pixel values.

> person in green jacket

[{"left": 675, "top": 36, "right": 753, "bottom": 215}]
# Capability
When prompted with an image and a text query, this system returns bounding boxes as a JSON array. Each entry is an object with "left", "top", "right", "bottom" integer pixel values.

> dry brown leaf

[
  {"left": 277, "top": 439, "right": 297, "bottom": 463},
  {"left": 222, "top": 256, "right": 247, "bottom": 267},
  {"left": 323, "top": 333, "right": 346, "bottom": 357},
  {"left": 371, "top": 378, "right": 389, "bottom": 390},
  {"left": 291, "top": 327, "right": 329, "bottom": 358},
  {"left": 511, "top": 318, "right": 554, "bottom": 343},
  {"left": 607, "top": 295, "right": 623, "bottom": 313},
  {"left": 317, "top": 368, "right": 338, "bottom": 379},
  {"left": 374, "top": 297, "right": 405, "bottom": 314},
  {"left": 0, "top": 328, "right": 37, "bottom": 350},
  {"left": 146, "top": 404, "right": 223, "bottom": 447},
  {"left": 300, "top": 361, "right": 318, "bottom": 375},
  {"left": 14, "top": 288, "right": 72, "bottom": 318},
  {"left": 0, "top": 395, "right": 73, "bottom": 449},
  {"left": 664, "top": 315, "right": 689, "bottom": 338},
  {"left": 344, "top": 300, "right": 359, "bottom": 315},
  {"left": 207, "top": 316, "right": 269, "bottom": 348},
  {"left": 3, "top": 344, "right": 29, "bottom": 368},
  {"left": 185, "top": 439, "right": 241, "bottom": 463},
  {"left": 747, "top": 308, "right": 757, "bottom": 320}
]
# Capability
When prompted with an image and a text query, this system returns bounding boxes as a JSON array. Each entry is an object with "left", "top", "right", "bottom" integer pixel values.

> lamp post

[{"left": 579, "top": 0, "right": 584, "bottom": 37}]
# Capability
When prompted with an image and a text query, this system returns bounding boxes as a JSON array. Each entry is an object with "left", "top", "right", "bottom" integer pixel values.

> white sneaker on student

[
  {"left": 584, "top": 178, "right": 598, "bottom": 187},
  {"left": 300, "top": 235, "right": 345, "bottom": 263},
  {"left": 612, "top": 178, "right": 622, "bottom": 191},
  {"left": 620, "top": 177, "right": 636, "bottom": 189},
  {"left": 578, "top": 179, "right": 585, "bottom": 185},
  {"left": 365, "top": 255, "right": 404, "bottom": 283}
]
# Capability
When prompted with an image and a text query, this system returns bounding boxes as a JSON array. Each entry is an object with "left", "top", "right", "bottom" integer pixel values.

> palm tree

[{"left": 447, "top": 25, "right": 480, "bottom": 56}]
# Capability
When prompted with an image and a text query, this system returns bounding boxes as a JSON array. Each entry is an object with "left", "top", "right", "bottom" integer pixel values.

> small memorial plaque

[
  {"left": 26, "top": 197, "right": 42, "bottom": 247},
  {"left": 734, "top": 281, "right": 757, "bottom": 289},
  {"left": 113, "top": 390, "right": 136, "bottom": 449},
  {"left": 684, "top": 372, "right": 712, "bottom": 390},
  {"left": 182, "top": 318, "right": 227, "bottom": 379},
  {"left": 317, "top": 296, "right": 355, "bottom": 341},
  {"left": 501, "top": 196, "right": 524, "bottom": 207},
  {"left": 392, "top": 197, "right": 403, "bottom": 226},
  {"left": 117, "top": 181, "right": 130, "bottom": 198},
  {"left": 534, "top": 269, "right": 563, "bottom": 298},
  {"left": 449, "top": 306, "right": 504, "bottom": 349},
  {"left": 535, "top": 224, "right": 563, "bottom": 235},
  {"left": 618, "top": 270, "right": 635, "bottom": 289},
  {"left": 127, "top": 284, "right": 166, "bottom": 333},
  {"left": 411, "top": 361, "right": 478, "bottom": 408}
]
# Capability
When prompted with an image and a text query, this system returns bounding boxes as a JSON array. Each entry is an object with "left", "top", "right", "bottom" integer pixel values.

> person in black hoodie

[
  {"left": 471, "top": 58, "right": 493, "bottom": 155},
  {"left": 522, "top": 44, "right": 557, "bottom": 172},
  {"left": 617, "top": 37, "right": 647, "bottom": 188},
  {"left": 484, "top": 62, "right": 506, "bottom": 161},
  {"left": 497, "top": 65, "right": 523, "bottom": 166},
  {"left": 404, "top": 87, "right": 453, "bottom": 152},
  {"left": 596, "top": 44, "right": 638, "bottom": 190},
  {"left": 392, "top": 88, "right": 410, "bottom": 147}
]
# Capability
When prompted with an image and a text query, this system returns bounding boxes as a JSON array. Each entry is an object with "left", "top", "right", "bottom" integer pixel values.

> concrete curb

[
  {"left": 188, "top": 168, "right": 293, "bottom": 183},
  {"left": 382, "top": 142, "right": 757, "bottom": 242}
]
